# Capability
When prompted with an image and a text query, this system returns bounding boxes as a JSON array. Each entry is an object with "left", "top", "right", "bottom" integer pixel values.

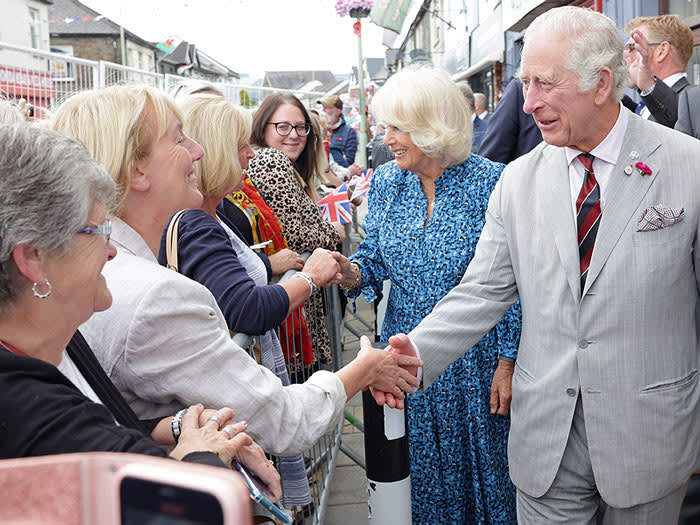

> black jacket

[
  {"left": 478, "top": 78, "right": 542, "bottom": 164},
  {"left": 0, "top": 331, "right": 223, "bottom": 468},
  {"left": 623, "top": 76, "right": 691, "bottom": 129}
]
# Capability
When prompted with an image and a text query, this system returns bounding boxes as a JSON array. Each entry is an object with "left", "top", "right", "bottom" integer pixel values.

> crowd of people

[{"left": 1, "top": 6, "right": 700, "bottom": 525}]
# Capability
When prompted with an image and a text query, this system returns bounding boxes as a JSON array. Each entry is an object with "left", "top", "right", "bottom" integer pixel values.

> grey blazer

[
  {"left": 675, "top": 85, "right": 700, "bottom": 140},
  {"left": 411, "top": 113, "right": 700, "bottom": 507}
]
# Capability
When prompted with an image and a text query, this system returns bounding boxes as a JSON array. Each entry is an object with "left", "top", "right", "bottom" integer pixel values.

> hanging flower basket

[{"left": 335, "top": 0, "right": 373, "bottom": 18}]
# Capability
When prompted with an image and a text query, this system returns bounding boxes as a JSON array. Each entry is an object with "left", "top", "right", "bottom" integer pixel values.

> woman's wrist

[
  {"left": 496, "top": 357, "right": 515, "bottom": 370},
  {"left": 340, "top": 262, "right": 362, "bottom": 290},
  {"left": 293, "top": 271, "right": 317, "bottom": 296},
  {"left": 171, "top": 408, "right": 188, "bottom": 442}
]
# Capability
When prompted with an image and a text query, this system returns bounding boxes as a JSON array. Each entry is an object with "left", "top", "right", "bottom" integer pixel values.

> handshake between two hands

[
  {"left": 359, "top": 334, "right": 515, "bottom": 416},
  {"left": 359, "top": 334, "right": 421, "bottom": 410}
]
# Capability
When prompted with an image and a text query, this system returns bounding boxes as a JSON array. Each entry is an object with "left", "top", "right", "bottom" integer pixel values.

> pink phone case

[{"left": 0, "top": 452, "right": 252, "bottom": 524}]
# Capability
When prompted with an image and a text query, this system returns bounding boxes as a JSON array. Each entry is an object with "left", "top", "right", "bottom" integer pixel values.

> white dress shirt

[{"left": 565, "top": 103, "right": 629, "bottom": 220}]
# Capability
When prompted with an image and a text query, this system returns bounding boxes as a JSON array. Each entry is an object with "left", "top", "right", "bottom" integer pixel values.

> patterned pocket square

[{"left": 637, "top": 204, "right": 685, "bottom": 232}]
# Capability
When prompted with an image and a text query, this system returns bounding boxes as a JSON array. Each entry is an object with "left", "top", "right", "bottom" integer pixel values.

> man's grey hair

[
  {"left": 0, "top": 125, "right": 115, "bottom": 310},
  {"left": 524, "top": 6, "right": 629, "bottom": 101},
  {"left": 474, "top": 93, "right": 488, "bottom": 112}
]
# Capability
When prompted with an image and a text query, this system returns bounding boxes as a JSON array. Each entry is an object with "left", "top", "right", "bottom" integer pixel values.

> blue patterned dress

[{"left": 347, "top": 155, "right": 521, "bottom": 524}]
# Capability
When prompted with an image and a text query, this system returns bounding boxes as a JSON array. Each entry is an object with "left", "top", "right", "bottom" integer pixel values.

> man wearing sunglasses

[{"left": 622, "top": 14, "right": 694, "bottom": 128}]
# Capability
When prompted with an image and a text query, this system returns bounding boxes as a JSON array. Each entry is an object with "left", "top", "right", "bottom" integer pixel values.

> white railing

[
  {"left": 1, "top": 41, "right": 329, "bottom": 113},
  {"left": 101, "top": 60, "right": 166, "bottom": 90}
]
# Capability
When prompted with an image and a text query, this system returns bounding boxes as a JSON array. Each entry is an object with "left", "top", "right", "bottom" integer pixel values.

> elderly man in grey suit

[{"left": 373, "top": 6, "right": 700, "bottom": 523}]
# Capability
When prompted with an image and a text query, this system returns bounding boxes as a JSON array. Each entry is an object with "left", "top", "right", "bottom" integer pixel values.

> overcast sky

[{"left": 81, "top": 0, "right": 390, "bottom": 77}]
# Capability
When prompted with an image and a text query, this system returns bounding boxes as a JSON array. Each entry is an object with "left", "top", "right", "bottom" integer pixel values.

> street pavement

[{"left": 325, "top": 295, "right": 373, "bottom": 525}]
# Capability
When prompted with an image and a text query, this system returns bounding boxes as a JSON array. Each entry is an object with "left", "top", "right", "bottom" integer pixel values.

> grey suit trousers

[{"left": 517, "top": 395, "right": 688, "bottom": 524}]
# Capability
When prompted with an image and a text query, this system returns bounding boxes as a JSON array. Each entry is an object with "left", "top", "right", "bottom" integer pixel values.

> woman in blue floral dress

[{"left": 340, "top": 68, "right": 521, "bottom": 524}]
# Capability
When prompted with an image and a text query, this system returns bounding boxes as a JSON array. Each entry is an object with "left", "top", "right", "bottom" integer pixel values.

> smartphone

[
  {"left": 234, "top": 462, "right": 292, "bottom": 524},
  {"left": 0, "top": 452, "right": 252, "bottom": 525}
]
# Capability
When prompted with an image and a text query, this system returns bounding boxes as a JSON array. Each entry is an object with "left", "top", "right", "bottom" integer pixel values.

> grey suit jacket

[
  {"left": 675, "top": 85, "right": 700, "bottom": 140},
  {"left": 411, "top": 113, "right": 700, "bottom": 507}
]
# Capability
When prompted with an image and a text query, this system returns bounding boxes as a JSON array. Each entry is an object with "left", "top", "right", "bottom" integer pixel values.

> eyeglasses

[
  {"left": 77, "top": 219, "right": 112, "bottom": 242},
  {"left": 267, "top": 121, "right": 311, "bottom": 137},
  {"left": 624, "top": 41, "right": 663, "bottom": 53}
]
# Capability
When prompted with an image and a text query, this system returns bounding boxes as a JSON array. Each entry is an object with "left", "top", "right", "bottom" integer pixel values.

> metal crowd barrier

[{"left": 233, "top": 256, "right": 348, "bottom": 525}]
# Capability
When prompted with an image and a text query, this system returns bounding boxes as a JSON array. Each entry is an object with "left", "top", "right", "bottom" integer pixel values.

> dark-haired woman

[{"left": 246, "top": 93, "right": 345, "bottom": 367}]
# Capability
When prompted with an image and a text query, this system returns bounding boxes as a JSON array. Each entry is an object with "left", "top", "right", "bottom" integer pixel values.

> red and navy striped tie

[{"left": 576, "top": 153, "right": 600, "bottom": 292}]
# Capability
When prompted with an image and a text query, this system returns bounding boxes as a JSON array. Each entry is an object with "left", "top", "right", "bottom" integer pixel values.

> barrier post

[{"left": 362, "top": 366, "right": 411, "bottom": 524}]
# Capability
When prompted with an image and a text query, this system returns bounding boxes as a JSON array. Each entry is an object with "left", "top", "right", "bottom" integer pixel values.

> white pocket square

[{"left": 637, "top": 204, "right": 685, "bottom": 232}]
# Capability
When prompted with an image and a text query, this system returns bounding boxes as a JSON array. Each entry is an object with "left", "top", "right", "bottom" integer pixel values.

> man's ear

[
  {"left": 11, "top": 244, "right": 47, "bottom": 285},
  {"left": 655, "top": 41, "right": 672, "bottom": 64},
  {"left": 594, "top": 67, "right": 614, "bottom": 105}
]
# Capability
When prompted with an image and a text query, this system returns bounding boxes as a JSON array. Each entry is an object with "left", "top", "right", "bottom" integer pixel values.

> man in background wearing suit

[
  {"left": 378, "top": 6, "right": 700, "bottom": 523},
  {"left": 623, "top": 15, "right": 694, "bottom": 128},
  {"left": 474, "top": 92, "right": 490, "bottom": 121},
  {"left": 478, "top": 77, "right": 542, "bottom": 164},
  {"left": 675, "top": 85, "right": 700, "bottom": 140},
  {"left": 457, "top": 81, "right": 488, "bottom": 154}
]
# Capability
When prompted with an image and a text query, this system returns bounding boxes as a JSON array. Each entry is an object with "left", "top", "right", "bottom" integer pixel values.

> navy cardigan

[{"left": 158, "top": 209, "right": 289, "bottom": 336}]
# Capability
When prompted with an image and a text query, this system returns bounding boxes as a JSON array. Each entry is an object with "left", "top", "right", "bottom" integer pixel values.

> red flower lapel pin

[
  {"left": 635, "top": 162, "right": 652, "bottom": 176},
  {"left": 624, "top": 162, "right": 653, "bottom": 176}
]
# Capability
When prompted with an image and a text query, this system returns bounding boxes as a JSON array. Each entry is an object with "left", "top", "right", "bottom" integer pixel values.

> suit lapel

[
  {"left": 672, "top": 76, "right": 690, "bottom": 94},
  {"left": 583, "top": 116, "right": 662, "bottom": 294},
  {"left": 540, "top": 146, "right": 581, "bottom": 301}
]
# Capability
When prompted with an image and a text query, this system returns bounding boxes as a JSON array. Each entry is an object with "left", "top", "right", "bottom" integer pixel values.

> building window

[
  {"left": 668, "top": 0, "right": 700, "bottom": 20},
  {"left": 28, "top": 7, "right": 41, "bottom": 49}
]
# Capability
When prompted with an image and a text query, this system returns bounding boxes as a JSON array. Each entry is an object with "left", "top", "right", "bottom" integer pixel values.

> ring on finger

[
  {"left": 207, "top": 416, "right": 223, "bottom": 428},
  {"left": 223, "top": 426, "right": 236, "bottom": 439}
]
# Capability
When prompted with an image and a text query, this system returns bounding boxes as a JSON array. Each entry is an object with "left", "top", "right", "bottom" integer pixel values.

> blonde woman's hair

[
  {"left": 370, "top": 67, "right": 471, "bottom": 167},
  {"left": 178, "top": 94, "right": 252, "bottom": 199},
  {"left": 307, "top": 111, "right": 327, "bottom": 200},
  {"left": 48, "top": 85, "right": 181, "bottom": 216}
]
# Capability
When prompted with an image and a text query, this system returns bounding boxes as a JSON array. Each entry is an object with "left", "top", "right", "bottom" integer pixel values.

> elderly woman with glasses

[
  {"left": 245, "top": 93, "right": 345, "bottom": 369},
  {"left": 48, "top": 85, "right": 421, "bottom": 466},
  {"left": 336, "top": 68, "right": 522, "bottom": 524},
  {"left": 0, "top": 124, "right": 270, "bottom": 482}
]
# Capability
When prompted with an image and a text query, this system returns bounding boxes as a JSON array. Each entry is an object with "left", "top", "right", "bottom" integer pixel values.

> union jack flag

[
  {"left": 349, "top": 169, "right": 373, "bottom": 200},
  {"left": 317, "top": 183, "right": 352, "bottom": 224}
]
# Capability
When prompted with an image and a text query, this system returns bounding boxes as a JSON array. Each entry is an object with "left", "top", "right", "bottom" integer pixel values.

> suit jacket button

[
  {"left": 577, "top": 339, "right": 589, "bottom": 349},
  {"left": 566, "top": 388, "right": 577, "bottom": 397}
]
